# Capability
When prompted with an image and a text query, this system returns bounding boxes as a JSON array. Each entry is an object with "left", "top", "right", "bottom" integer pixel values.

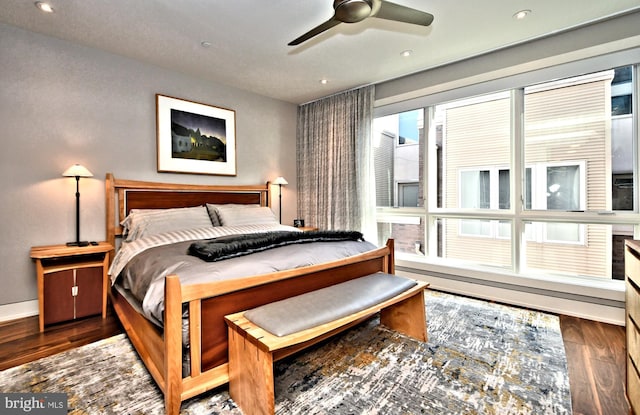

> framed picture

[{"left": 156, "top": 94, "right": 237, "bottom": 175}]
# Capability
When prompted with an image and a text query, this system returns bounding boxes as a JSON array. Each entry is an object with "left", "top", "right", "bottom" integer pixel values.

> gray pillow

[{"left": 212, "top": 204, "right": 278, "bottom": 226}]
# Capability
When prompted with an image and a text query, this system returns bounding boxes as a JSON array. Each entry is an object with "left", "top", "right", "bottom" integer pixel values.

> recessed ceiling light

[
  {"left": 200, "top": 41, "right": 212, "bottom": 48},
  {"left": 35, "top": 2, "right": 54, "bottom": 13},
  {"left": 401, "top": 50, "right": 413, "bottom": 57},
  {"left": 513, "top": 9, "right": 531, "bottom": 20},
  {"left": 319, "top": 79, "right": 329, "bottom": 85}
]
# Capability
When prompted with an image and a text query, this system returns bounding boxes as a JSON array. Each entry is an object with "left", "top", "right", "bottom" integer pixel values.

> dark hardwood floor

[
  {"left": 560, "top": 314, "right": 630, "bottom": 415},
  {"left": 0, "top": 307, "right": 630, "bottom": 414},
  {"left": 0, "top": 308, "right": 122, "bottom": 371}
]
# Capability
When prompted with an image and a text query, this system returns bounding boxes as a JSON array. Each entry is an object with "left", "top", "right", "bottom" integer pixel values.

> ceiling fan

[{"left": 288, "top": 0, "right": 434, "bottom": 46}]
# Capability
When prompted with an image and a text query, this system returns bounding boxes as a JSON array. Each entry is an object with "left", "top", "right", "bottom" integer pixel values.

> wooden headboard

[{"left": 105, "top": 173, "right": 271, "bottom": 248}]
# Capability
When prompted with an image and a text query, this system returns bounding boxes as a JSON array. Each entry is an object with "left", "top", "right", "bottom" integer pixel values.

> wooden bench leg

[
  {"left": 165, "top": 393, "right": 181, "bottom": 415},
  {"left": 228, "top": 325, "right": 276, "bottom": 415},
  {"left": 380, "top": 290, "right": 427, "bottom": 342}
]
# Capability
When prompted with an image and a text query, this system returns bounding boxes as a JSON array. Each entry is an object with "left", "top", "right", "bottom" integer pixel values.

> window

[
  {"left": 373, "top": 64, "right": 636, "bottom": 282},
  {"left": 398, "top": 110, "right": 421, "bottom": 145},
  {"left": 437, "top": 92, "right": 511, "bottom": 210},
  {"left": 373, "top": 110, "right": 423, "bottom": 210},
  {"left": 459, "top": 167, "right": 511, "bottom": 210},
  {"left": 373, "top": 109, "right": 424, "bottom": 254},
  {"left": 439, "top": 217, "right": 512, "bottom": 269},
  {"left": 611, "top": 66, "right": 635, "bottom": 210},
  {"left": 398, "top": 182, "right": 419, "bottom": 207},
  {"left": 460, "top": 169, "right": 490, "bottom": 209},
  {"left": 525, "top": 162, "right": 586, "bottom": 244},
  {"left": 612, "top": 66, "right": 633, "bottom": 115}
]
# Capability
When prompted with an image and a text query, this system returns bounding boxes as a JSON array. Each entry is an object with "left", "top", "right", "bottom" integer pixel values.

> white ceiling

[{"left": 2, "top": 0, "right": 640, "bottom": 104}]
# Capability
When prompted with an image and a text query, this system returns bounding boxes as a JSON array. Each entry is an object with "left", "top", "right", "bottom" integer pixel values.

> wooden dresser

[{"left": 625, "top": 239, "right": 640, "bottom": 414}]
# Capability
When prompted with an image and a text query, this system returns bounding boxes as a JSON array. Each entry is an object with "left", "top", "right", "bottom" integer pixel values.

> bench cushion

[{"left": 243, "top": 272, "right": 418, "bottom": 337}]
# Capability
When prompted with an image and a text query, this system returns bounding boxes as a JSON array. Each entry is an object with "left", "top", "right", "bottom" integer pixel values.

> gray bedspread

[{"left": 117, "top": 238, "right": 377, "bottom": 325}]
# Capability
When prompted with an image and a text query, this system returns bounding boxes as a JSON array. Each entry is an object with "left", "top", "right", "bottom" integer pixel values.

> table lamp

[
  {"left": 272, "top": 176, "right": 288, "bottom": 224},
  {"left": 62, "top": 164, "right": 93, "bottom": 247}
]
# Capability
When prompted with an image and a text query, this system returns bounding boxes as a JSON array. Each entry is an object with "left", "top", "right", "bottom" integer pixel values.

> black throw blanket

[{"left": 188, "top": 230, "right": 365, "bottom": 262}]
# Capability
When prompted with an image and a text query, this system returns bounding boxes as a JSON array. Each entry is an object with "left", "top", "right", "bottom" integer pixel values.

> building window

[
  {"left": 459, "top": 167, "right": 509, "bottom": 238},
  {"left": 460, "top": 169, "right": 490, "bottom": 209},
  {"left": 398, "top": 182, "right": 419, "bottom": 207}
]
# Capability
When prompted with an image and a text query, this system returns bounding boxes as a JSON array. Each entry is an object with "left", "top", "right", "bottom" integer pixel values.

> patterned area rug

[{"left": 0, "top": 291, "right": 572, "bottom": 414}]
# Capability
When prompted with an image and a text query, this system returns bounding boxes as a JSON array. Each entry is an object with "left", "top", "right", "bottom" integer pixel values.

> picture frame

[{"left": 156, "top": 94, "right": 237, "bottom": 175}]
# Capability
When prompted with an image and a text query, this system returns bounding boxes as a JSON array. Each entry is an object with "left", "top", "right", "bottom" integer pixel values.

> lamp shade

[
  {"left": 272, "top": 176, "right": 288, "bottom": 185},
  {"left": 62, "top": 164, "right": 93, "bottom": 178}
]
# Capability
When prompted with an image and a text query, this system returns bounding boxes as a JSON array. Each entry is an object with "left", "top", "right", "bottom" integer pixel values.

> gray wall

[{"left": 0, "top": 23, "right": 298, "bottom": 309}]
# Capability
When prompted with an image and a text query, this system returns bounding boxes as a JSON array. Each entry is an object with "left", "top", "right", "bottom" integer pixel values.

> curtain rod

[{"left": 299, "top": 83, "right": 374, "bottom": 107}]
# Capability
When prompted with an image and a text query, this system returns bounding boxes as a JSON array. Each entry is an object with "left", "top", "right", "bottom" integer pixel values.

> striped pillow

[
  {"left": 214, "top": 204, "right": 278, "bottom": 226},
  {"left": 121, "top": 206, "right": 213, "bottom": 241}
]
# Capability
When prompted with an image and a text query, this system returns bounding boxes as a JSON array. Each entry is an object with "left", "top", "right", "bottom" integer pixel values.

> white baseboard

[
  {"left": 398, "top": 270, "right": 626, "bottom": 326},
  {"left": 1, "top": 274, "right": 626, "bottom": 326},
  {"left": 0, "top": 300, "right": 39, "bottom": 323}
]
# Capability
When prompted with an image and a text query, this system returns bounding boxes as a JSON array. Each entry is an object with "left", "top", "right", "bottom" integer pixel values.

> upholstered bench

[{"left": 224, "top": 272, "right": 429, "bottom": 415}]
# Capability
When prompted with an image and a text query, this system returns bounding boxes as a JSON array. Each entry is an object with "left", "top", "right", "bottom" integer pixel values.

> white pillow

[
  {"left": 214, "top": 204, "right": 278, "bottom": 226},
  {"left": 121, "top": 206, "right": 213, "bottom": 241}
]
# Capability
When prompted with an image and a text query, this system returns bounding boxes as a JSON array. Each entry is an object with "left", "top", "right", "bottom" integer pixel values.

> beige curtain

[{"left": 296, "top": 85, "right": 377, "bottom": 242}]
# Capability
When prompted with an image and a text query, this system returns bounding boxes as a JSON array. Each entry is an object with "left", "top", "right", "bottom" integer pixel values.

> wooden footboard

[{"left": 111, "top": 240, "right": 394, "bottom": 415}]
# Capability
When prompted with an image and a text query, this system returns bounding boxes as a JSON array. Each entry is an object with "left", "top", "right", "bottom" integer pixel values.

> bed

[{"left": 105, "top": 173, "right": 395, "bottom": 415}]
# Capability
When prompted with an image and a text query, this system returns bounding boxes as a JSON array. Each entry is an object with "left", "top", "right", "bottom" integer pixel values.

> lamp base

[{"left": 66, "top": 241, "right": 90, "bottom": 247}]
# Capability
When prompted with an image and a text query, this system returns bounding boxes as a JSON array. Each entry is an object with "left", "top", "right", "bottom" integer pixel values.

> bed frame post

[
  {"left": 386, "top": 239, "right": 395, "bottom": 274},
  {"left": 105, "top": 173, "right": 116, "bottom": 254},
  {"left": 164, "top": 275, "right": 183, "bottom": 415}
]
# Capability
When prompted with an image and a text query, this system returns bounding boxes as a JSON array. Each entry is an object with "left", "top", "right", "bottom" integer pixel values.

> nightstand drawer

[
  {"left": 626, "top": 240, "right": 640, "bottom": 414},
  {"left": 628, "top": 316, "right": 640, "bottom": 370},
  {"left": 628, "top": 279, "right": 640, "bottom": 329},
  {"left": 627, "top": 246, "right": 640, "bottom": 286},
  {"left": 629, "top": 356, "right": 640, "bottom": 414}
]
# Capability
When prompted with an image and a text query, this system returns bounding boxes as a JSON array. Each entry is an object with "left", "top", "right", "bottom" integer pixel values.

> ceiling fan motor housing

[{"left": 334, "top": 0, "right": 373, "bottom": 23}]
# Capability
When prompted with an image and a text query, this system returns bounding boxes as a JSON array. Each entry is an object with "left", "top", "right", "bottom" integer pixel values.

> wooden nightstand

[
  {"left": 30, "top": 242, "right": 113, "bottom": 331},
  {"left": 297, "top": 226, "right": 318, "bottom": 232}
]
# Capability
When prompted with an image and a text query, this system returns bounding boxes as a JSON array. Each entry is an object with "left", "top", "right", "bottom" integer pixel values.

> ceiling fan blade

[
  {"left": 374, "top": 0, "right": 434, "bottom": 26},
  {"left": 288, "top": 18, "right": 342, "bottom": 46}
]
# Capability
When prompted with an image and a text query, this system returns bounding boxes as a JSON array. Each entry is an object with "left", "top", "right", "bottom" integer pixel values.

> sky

[{"left": 171, "top": 109, "right": 226, "bottom": 139}]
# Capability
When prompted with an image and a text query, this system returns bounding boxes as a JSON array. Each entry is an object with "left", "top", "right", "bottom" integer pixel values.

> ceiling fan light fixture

[
  {"left": 513, "top": 9, "right": 531, "bottom": 20},
  {"left": 35, "top": 2, "right": 54, "bottom": 13}
]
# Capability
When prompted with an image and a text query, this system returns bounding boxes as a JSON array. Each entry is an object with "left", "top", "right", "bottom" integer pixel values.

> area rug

[{"left": 0, "top": 291, "right": 572, "bottom": 414}]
